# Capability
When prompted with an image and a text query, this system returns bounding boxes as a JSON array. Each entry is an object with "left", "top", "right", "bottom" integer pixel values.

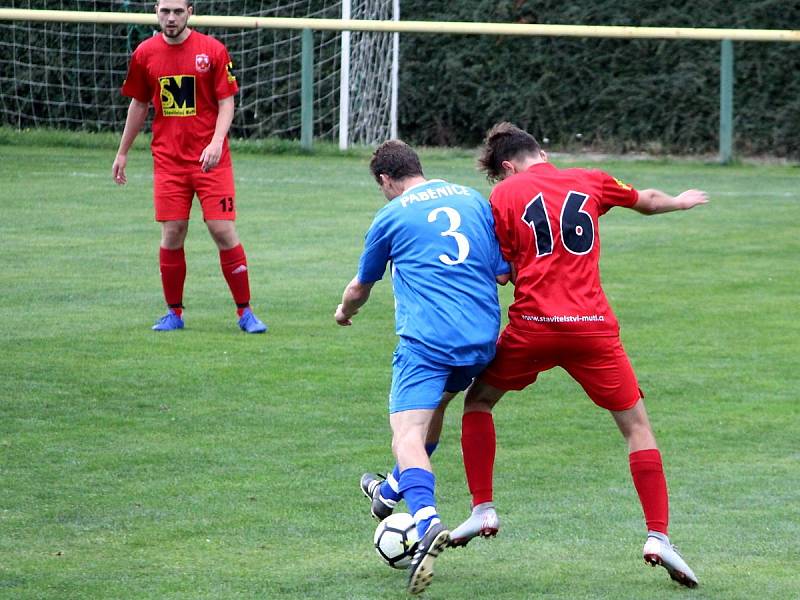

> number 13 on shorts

[{"left": 219, "top": 197, "right": 235, "bottom": 212}]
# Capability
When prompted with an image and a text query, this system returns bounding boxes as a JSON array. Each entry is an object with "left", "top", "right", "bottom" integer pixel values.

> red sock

[
  {"left": 629, "top": 448, "right": 669, "bottom": 535},
  {"left": 461, "top": 411, "right": 496, "bottom": 507},
  {"left": 219, "top": 244, "right": 251, "bottom": 313},
  {"left": 159, "top": 247, "right": 186, "bottom": 315}
]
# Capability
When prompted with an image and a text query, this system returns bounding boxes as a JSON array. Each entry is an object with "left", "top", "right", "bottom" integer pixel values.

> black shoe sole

[{"left": 408, "top": 528, "right": 450, "bottom": 595}]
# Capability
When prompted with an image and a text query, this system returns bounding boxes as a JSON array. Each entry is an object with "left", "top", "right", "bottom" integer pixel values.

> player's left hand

[
  {"left": 335, "top": 304, "right": 354, "bottom": 326},
  {"left": 199, "top": 140, "right": 224, "bottom": 172}
]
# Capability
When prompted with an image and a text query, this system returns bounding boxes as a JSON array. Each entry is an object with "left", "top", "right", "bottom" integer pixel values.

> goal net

[{"left": 0, "top": 0, "right": 396, "bottom": 146}]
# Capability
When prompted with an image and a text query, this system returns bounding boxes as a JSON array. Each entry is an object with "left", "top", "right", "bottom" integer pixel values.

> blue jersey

[{"left": 357, "top": 179, "right": 510, "bottom": 365}]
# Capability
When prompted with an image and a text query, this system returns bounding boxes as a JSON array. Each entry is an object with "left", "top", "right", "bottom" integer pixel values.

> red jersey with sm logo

[{"left": 121, "top": 30, "right": 238, "bottom": 173}]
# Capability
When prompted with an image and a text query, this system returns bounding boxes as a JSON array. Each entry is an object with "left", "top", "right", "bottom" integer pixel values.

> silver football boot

[
  {"left": 449, "top": 502, "right": 500, "bottom": 547},
  {"left": 643, "top": 531, "right": 699, "bottom": 588}
]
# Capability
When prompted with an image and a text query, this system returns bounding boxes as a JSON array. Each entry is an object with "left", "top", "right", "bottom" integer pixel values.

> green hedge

[
  {"left": 399, "top": 0, "right": 800, "bottom": 156},
  {"left": 1, "top": 1, "right": 798, "bottom": 156}
]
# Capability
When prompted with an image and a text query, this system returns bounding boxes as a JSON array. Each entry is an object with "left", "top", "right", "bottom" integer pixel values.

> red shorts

[
  {"left": 153, "top": 167, "right": 236, "bottom": 222},
  {"left": 481, "top": 327, "right": 643, "bottom": 411}
]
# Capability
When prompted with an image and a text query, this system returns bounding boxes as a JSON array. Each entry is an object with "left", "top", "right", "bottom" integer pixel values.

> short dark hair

[
  {"left": 477, "top": 122, "right": 541, "bottom": 183},
  {"left": 370, "top": 140, "right": 424, "bottom": 184},
  {"left": 156, "top": 0, "right": 193, "bottom": 7}
]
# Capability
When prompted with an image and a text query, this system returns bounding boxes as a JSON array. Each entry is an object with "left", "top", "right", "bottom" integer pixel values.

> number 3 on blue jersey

[{"left": 428, "top": 206, "right": 470, "bottom": 265}]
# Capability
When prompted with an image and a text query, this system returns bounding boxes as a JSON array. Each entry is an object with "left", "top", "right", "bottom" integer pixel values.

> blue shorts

[{"left": 389, "top": 345, "right": 489, "bottom": 414}]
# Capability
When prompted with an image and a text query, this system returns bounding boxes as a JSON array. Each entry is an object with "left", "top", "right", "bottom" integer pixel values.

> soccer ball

[{"left": 373, "top": 512, "right": 420, "bottom": 569}]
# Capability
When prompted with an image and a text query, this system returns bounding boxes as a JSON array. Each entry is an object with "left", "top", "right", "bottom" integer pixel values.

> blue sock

[
  {"left": 379, "top": 466, "right": 402, "bottom": 502},
  {"left": 398, "top": 467, "right": 439, "bottom": 538},
  {"left": 380, "top": 442, "right": 439, "bottom": 502}
]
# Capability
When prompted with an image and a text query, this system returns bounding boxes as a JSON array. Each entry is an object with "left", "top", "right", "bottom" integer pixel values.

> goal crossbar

[{"left": 1, "top": 9, "right": 799, "bottom": 43}]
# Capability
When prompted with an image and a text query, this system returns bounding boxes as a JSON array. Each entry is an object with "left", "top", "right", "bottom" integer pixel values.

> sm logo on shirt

[{"left": 159, "top": 75, "right": 196, "bottom": 116}]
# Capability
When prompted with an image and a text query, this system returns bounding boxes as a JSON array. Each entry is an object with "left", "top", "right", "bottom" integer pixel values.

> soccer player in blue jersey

[{"left": 334, "top": 140, "right": 510, "bottom": 595}]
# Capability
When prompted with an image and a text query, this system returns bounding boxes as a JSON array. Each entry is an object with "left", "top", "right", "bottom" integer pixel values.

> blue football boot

[
  {"left": 238, "top": 307, "right": 267, "bottom": 333},
  {"left": 152, "top": 310, "right": 184, "bottom": 331}
]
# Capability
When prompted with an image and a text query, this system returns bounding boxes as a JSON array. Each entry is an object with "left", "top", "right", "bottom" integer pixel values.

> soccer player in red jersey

[
  {"left": 451, "top": 123, "right": 708, "bottom": 588},
  {"left": 112, "top": 0, "right": 266, "bottom": 333}
]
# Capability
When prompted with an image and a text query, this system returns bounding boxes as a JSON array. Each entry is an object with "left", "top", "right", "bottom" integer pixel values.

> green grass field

[{"left": 1, "top": 134, "right": 798, "bottom": 599}]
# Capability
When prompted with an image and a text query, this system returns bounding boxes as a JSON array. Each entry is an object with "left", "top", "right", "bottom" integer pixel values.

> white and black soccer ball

[{"left": 373, "top": 512, "right": 420, "bottom": 569}]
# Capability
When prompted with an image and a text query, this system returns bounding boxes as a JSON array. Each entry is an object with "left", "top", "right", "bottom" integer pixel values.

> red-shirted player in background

[
  {"left": 450, "top": 123, "right": 707, "bottom": 588},
  {"left": 112, "top": 0, "right": 266, "bottom": 333}
]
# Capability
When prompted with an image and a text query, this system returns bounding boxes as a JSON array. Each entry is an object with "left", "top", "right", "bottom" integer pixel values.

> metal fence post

[
  {"left": 301, "top": 28, "right": 313, "bottom": 150},
  {"left": 719, "top": 39, "right": 734, "bottom": 164}
]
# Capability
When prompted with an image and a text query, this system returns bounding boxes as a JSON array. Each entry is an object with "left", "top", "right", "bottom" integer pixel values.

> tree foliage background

[
  {"left": 1, "top": 0, "right": 798, "bottom": 156},
  {"left": 398, "top": 0, "right": 800, "bottom": 156}
]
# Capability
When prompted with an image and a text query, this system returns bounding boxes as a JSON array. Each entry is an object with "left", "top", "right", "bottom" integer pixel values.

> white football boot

[
  {"left": 449, "top": 502, "right": 500, "bottom": 547},
  {"left": 643, "top": 531, "right": 699, "bottom": 588}
]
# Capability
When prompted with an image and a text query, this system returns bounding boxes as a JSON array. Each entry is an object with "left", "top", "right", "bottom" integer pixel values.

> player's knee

[
  {"left": 161, "top": 220, "right": 188, "bottom": 248},
  {"left": 628, "top": 427, "right": 658, "bottom": 452},
  {"left": 463, "top": 382, "right": 501, "bottom": 413},
  {"left": 391, "top": 427, "right": 424, "bottom": 457},
  {"left": 464, "top": 401, "right": 494, "bottom": 414},
  {"left": 206, "top": 220, "right": 239, "bottom": 249}
]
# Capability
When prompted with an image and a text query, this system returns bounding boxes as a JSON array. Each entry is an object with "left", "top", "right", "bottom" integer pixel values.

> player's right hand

[
  {"left": 112, "top": 154, "right": 127, "bottom": 185},
  {"left": 676, "top": 189, "right": 709, "bottom": 210}
]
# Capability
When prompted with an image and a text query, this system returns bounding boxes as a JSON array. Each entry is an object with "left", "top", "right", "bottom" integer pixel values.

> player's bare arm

[
  {"left": 112, "top": 98, "right": 149, "bottom": 185},
  {"left": 335, "top": 277, "right": 375, "bottom": 326},
  {"left": 633, "top": 188, "right": 709, "bottom": 215},
  {"left": 200, "top": 96, "right": 235, "bottom": 173}
]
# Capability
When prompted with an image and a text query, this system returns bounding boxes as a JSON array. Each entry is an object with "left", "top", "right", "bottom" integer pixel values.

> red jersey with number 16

[
  {"left": 121, "top": 30, "right": 239, "bottom": 173},
  {"left": 490, "top": 162, "right": 639, "bottom": 335}
]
